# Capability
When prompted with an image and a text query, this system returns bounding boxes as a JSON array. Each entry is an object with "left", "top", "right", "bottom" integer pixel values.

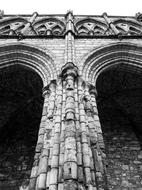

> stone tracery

[
  {"left": 0, "top": 12, "right": 142, "bottom": 36},
  {"left": 0, "top": 11, "right": 142, "bottom": 190}
]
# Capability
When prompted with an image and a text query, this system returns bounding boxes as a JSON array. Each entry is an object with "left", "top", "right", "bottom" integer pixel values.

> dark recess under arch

[
  {"left": 0, "top": 64, "right": 44, "bottom": 189},
  {"left": 96, "top": 68, "right": 142, "bottom": 189}
]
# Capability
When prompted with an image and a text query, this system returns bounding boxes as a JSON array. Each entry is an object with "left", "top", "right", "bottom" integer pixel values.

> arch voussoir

[
  {"left": 81, "top": 42, "right": 142, "bottom": 85},
  {"left": 0, "top": 43, "right": 57, "bottom": 87}
]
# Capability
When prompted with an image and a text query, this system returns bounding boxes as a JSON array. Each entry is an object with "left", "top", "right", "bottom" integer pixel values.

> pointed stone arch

[
  {"left": 75, "top": 18, "right": 109, "bottom": 35},
  {"left": 0, "top": 42, "right": 57, "bottom": 87},
  {"left": 0, "top": 42, "right": 58, "bottom": 188},
  {"left": 81, "top": 42, "right": 142, "bottom": 85}
]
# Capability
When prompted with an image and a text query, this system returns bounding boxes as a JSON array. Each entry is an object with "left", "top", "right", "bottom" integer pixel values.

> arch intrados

[
  {"left": 89, "top": 54, "right": 142, "bottom": 75},
  {"left": 95, "top": 59, "right": 142, "bottom": 83},
  {"left": 0, "top": 43, "right": 57, "bottom": 86},
  {"left": 0, "top": 63, "right": 44, "bottom": 87},
  {"left": 84, "top": 56, "right": 142, "bottom": 84},
  {"left": 0, "top": 51, "right": 54, "bottom": 77},
  {"left": 81, "top": 42, "right": 142, "bottom": 85},
  {"left": 90, "top": 58, "right": 142, "bottom": 85},
  {"left": 0, "top": 60, "right": 46, "bottom": 87}
]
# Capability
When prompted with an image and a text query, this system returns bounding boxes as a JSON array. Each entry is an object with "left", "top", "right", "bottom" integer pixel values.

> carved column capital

[
  {"left": 89, "top": 85, "right": 98, "bottom": 97},
  {"left": 42, "top": 86, "right": 50, "bottom": 97},
  {"left": 60, "top": 62, "right": 78, "bottom": 80},
  {"left": 42, "top": 80, "right": 56, "bottom": 97},
  {"left": 48, "top": 80, "right": 56, "bottom": 91}
]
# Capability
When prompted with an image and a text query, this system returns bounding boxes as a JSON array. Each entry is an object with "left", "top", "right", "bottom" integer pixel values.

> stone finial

[
  {"left": 136, "top": 12, "right": 142, "bottom": 22},
  {"left": 66, "top": 10, "right": 73, "bottom": 19},
  {"left": 29, "top": 12, "right": 38, "bottom": 23},
  {"left": 65, "top": 10, "right": 75, "bottom": 34}
]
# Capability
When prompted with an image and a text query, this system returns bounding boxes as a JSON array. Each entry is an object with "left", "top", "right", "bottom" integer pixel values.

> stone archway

[
  {"left": 0, "top": 64, "right": 44, "bottom": 189},
  {"left": 0, "top": 43, "right": 57, "bottom": 86},
  {"left": 81, "top": 42, "right": 142, "bottom": 189},
  {"left": 96, "top": 68, "right": 142, "bottom": 189},
  {"left": 81, "top": 42, "right": 142, "bottom": 84},
  {"left": 0, "top": 43, "right": 57, "bottom": 189}
]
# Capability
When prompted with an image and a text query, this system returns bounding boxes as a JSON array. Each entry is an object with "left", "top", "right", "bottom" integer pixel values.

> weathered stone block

[{"left": 64, "top": 162, "right": 77, "bottom": 179}]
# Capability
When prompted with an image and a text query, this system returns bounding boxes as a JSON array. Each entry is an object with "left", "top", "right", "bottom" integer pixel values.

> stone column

[
  {"left": 77, "top": 81, "right": 107, "bottom": 190},
  {"left": 45, "top": 79, "right": 62, "bottom": 190},
  {"left": 89, "top": 85, "right": 107, "bottom": 190},
  {"left": 64, "top": 10, "right": 75, "bottom": 64},
  {"left": 78, "top": 79, "right": 96, "bottom": 190},
  {"left": 60, "top": 62, "right": 78, "bottom": 190},
  {"left": 28, "top": 80, "right": 56, "bottom": 190},
  {"left": 59, "top": 11, "right": 80, "bottom": 189}
]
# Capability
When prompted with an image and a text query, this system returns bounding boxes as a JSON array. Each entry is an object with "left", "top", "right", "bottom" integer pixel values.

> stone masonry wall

[
  {"left": 0, "top": 38, "right": 142, "bottom": 74},
  {"left": 0, "top": 119, "right": 38, "bottom": 189},
  {"left": 74, "top": 38, "right": 142, "bottom": 70},
  {"left": 101, "top": 115, "right": 142, "bottom": 190},
  {"left": 0, "top": 12, "right": 142, "bottom": 189}
]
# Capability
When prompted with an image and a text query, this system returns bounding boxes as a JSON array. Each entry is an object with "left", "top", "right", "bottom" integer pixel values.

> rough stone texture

[
  {"left": 97, "top": 69, "right": 142, "bottom": 190},
  {"left": 103, "top": 119, "right": 142, "bottom": 190},
  {"left": 0, "top": 65, "right": 43, "bottom": 189},
  {"left": 0, "top": 11, "right": 142, "bottom": 190}
]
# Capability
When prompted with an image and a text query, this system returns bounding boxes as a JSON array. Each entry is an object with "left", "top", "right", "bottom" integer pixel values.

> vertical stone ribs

[
  {"left": 59, "top": 65, "right": 107, "bottom": 190},
  {"left": 88, "top": 85, "right": 107, "bottom": 189},
  {"left": 28, "top": 10, "right": 108, "bottom": 189},
  {"left": 29, "top": 80, "right": 57, "bottom": 190},
  {"left": 60, "top": 62, "right": 78, "bottom": 189},
  {"left": 77, "top": 80, "right": 99, "bottom": 190},
  {"left": 77, "top": 82, "right": 107, "bottom": 190},
  {"left": 28, "top": 68, "right": 107, "bottom": 190}
]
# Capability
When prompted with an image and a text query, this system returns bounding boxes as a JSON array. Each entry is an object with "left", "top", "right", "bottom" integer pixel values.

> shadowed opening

[
  {"left": 96, "top": 68, "right": 142, "bottom": 189},
  {"left": 0, "top": 65, "right": 44, "bottom": 189}
]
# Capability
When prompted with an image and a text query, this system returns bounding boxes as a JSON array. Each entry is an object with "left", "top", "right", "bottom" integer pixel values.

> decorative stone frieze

[
  {"left": 1, "top": 11, "right": 142, "bottom": 37},
  {"left": 1, "top": 10, "right": 142, "bottom": 190}
]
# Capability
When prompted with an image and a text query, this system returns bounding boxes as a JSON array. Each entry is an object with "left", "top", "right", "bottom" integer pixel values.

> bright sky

[{"left": 1, "top": 0, "right": 142, "bottom": 16}]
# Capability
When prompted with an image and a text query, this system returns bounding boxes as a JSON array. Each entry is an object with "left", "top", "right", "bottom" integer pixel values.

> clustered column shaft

[
  {"left": 28, "top": 11, "right": 108, "bottom": 189},
  {"left": 64, "top": 11, "right": 75, "bottom": 64},
  {"left": 89, "top": 86, "right": 107, "bottom": 189},
  {"left": 29, "top": 77, "right": 108, "bottom": 190},
  {"left": 47, "top": 80, "right": 62, "bottom": 190},
  {"left": 29, "top": 81, "right": 57, "bottom": 190},
  {"left": 61, "top": 63, "right": 78, "bottom": 189},
  {"left": 78, "top": 79, "right": 96, "bottom": 190}
]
